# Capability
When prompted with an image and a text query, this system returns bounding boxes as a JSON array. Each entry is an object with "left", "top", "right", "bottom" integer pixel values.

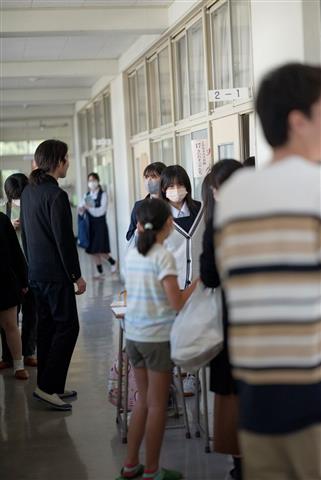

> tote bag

[
  {"left": 170, "top": 283, "right": 223, "bottom": 372},
  {"left": 77, "top": 213, "right": 90, "bottom": 249}
]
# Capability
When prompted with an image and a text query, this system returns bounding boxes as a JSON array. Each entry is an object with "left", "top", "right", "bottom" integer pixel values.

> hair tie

[{"left": 144, "top": 222, "right": 153, "bottom": 230}]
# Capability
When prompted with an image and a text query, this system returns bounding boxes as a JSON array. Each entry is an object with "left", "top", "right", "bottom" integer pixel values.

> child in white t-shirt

[{"left": 117, "top": 198, "right": 197, "bottom": 480}]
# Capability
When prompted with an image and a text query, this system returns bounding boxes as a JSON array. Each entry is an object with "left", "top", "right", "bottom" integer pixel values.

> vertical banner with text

[{"left": 191, "top": 138, "right": 211, "bottom": 178}]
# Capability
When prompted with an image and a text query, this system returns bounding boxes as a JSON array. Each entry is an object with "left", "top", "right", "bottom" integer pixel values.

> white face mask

[
  {"left": 88, "top": 180, "right": 99, "bottom": 191},
  {"left": 144, "top": 178, "right": 160, "bottom": 196},
  {"left": 12, "top": 199, "right": 21, "bottom": 207},
  {"left": 166, "top": 186, "right": 187, "bottom": 204}
]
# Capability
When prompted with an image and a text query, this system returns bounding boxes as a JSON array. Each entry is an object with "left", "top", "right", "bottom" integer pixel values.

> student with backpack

[{"left": 116, "top": 198, "right": 197, "bottom": 480}]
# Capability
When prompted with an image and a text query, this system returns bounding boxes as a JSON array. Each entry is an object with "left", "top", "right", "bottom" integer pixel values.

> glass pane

[
  {"left": 158, "top": 47, "right": 172, "bottom": 125},
  {"left": 78, "top": 113, "right": 88, "bottom": 153},
  {"left": 137, "top": 65, "right": 147, "bottom": 132},
  {"left": 103, "top": 94, "right": 112, "bottom": 139},
  {"left": 128, "top": 74, "right": 138, "bottom": 135},
  {"left": 86, "top": 108, "right": 94, "bottom": 150},
  {"left": 151, "top": 141, "right": 162, "bottom": 163},
  {"left": 212, "top": 3, "right": 232, "bottom": 90},
  {"left": 188, "top": 19, "right": 206, "bottom": 115},
  {"left": 218, "top": 143, "right": 234, "bottom": 160},
  {"left": 231, "top": 0, "right": 252, "bottom": 88},
  {"left": 179, "top": 134, "right": 193, "bottom": 193},
  {"left": 161, "top": 138, "right": 174, "bottom": 165},
  {"left": 175, "top": 36, "right": 189, "bottom": 119},
  {"left": 148, "top": 58, "right": 160, "bottom": 129},
  {"left": 94, "top": 100, "right": 104, "bottom": 140}
]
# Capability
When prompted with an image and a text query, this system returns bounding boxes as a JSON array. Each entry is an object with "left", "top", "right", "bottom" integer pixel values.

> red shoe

[
  {"left": 15, "top": 369, "right": 29, "bottom": 380},
  {"left": 24, "top": 357, "right": 37, "bottom": 367},
  {"left": 0, "top": 361, "right": 11, "bottom": 370}
]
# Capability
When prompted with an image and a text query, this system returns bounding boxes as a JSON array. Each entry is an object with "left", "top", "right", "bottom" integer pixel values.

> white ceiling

[
  {"left": 1, "top": 0, "right": 173, "bottom": 123},
  {"left": 1, "top": 76, "right": 99, "bottom": 89},
  {"left": 2, "top": 32, "right": 142, "bottom": 62},
  {"left": 1, "top": 0, "right": 173, "bottom": 8}
]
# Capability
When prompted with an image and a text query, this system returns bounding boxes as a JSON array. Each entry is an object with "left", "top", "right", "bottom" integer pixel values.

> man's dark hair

[
  {"left": 256, "top": 63, "right": 321, "bottom": 147},
  {"left": 4, "top": 173, "right": 28, "bottom": 201},
  {"left": 143, "top": 162, "right": 166, "bottom": 178},
  {"left": 30, "top": 139, "right": 68, "bottom": 184}
]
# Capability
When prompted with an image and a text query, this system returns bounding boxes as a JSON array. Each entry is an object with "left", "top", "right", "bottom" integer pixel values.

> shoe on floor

[
  {"left": 0, "top": 360, "right": 11, "bottom": 370},
  {"left": 33, "top": 387, "right": 72, "bottom": 411},
  {"left": 14, "top": 369, "right": 29, "bottom": 380},
  {"left": 143, "top": 468, "right": 183, "bottom": 480},
  {"left": 116, "top": 463, "right": 144, "bottom": 479},
  {"left": 24, "top": 356, "right": 37, "bottom": 367},
  {"left": 183, "top": 374, "right": 197, "bottom": 397},
  {"left": 58, "top": 390, "right": 77, "bottom": 399},
  {"left": 111, "top": 261, "right": 118, "bottom": 273}
]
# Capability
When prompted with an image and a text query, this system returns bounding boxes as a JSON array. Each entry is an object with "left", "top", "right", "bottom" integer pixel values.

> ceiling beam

[
  {"left": 1, "top": 8, "right": 168, "bottom": 36},
  {"left": 2, "top": 60, "right": 118, "bottom": 78},
  {"left": 2, "top": 105, "right": 75, "bottom": 119},
  {"left": 1, "top": 88, "right": 92, "bottom": 105}
]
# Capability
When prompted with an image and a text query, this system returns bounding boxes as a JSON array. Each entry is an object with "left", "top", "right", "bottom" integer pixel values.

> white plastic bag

[{"left": 170, "top": 283, "right": 223, "bottom": 372}]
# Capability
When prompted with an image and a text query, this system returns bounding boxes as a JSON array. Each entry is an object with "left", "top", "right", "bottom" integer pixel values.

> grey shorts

[{"left": 126, "top": 340, "right": 172, "bottom": 372}]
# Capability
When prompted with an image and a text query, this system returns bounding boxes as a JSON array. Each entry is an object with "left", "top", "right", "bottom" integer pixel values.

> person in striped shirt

[{"left": 214, "top": 63, "right": 321, "bottom": 480}]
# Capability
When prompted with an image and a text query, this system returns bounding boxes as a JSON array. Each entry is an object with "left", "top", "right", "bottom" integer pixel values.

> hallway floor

[{"left": 0, "top": 251, "right": 229, "bottom": 480}]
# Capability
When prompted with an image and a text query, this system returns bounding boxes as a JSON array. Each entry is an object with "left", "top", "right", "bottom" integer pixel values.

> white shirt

[
  {"left": 80, "top": 190, "right": 107, "bottom": 217},
  {"left": 125, "top": 243, "right": 178, "bottom": 342},
  {"left": 170, "top": 201, "right": 190, "bottom": 219}
]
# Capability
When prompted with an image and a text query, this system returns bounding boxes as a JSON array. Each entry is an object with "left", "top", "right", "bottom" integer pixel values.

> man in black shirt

[{"left": 21, "top": 139, "right": 86, "bottom": 411}]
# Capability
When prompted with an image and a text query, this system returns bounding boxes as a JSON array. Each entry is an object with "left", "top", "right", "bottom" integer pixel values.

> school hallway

[{"left": 0, "top": 251, "right": 229, "bottom": 480}]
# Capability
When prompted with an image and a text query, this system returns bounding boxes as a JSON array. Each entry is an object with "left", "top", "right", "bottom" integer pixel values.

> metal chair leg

[{"left": 176, "top": 366, "right": 191, "bottom": 439}]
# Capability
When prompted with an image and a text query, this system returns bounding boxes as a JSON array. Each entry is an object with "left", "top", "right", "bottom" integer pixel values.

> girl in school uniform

[
  {"left": 160, "top": 165, "right": 204, "bottom": 395},
  {"left": 117, "top": 198, "right": 196, "bottom": 480},
  {"left": 0, "top": 212, "right": 29, "bottom": 380},
  {"left": 79, "top": 172, "right": 117, "bottom": 278}
]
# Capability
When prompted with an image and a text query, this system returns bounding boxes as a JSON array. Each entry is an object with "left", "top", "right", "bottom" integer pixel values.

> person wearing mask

[
  {"left": 0, "top": 173, "right": 38, "bottom": 371},
  {"left": 214, "top": 63, "right": 321, "bottom": 479},
  {"left": 200, "top": 160, "right": 243, "bottom": 480},
  {"left": 0, "top": 212, "right": 29, "bottom": 380},
  {"left": 79, "top": 172, "right": 117, "bottom": 279},
  {"left": 160, "top": 165, "right": 204, "bottom": 396},
  {"left": 21, "top": 139, "right": 86, "bottom": 411},
  {"left": 126, "top": 162, "right": 166, "bottom": 242}
]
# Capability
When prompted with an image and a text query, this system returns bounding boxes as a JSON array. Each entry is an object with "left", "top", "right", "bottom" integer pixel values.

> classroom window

[
  {"left": 210, "top": 0, "right": 252, "bottom": 93},
  {"left": 174, "top": 18, "right": 206, "bottom": 120}
]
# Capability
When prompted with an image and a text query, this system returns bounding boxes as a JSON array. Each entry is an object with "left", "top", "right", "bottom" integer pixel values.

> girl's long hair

[{"left": 136, "top": 198, "right": 171, "bottom": 256}]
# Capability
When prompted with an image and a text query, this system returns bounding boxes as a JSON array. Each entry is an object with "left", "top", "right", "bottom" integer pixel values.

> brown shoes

[
  {"left": 15, "top": 369, "right": 29, "bottom": 380},
  {"left": 24, "top": 357, "right": 37, "bottom": 367}
]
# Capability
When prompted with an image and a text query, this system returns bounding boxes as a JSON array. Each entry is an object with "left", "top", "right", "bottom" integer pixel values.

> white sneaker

[
  {"left": 33, "top": 387, "right": 72, "bottom": 411},
  {"left": 111, "top": 262, "right": 117, "bottom": 273},
  {"left": 183, "top": 374, "right": 197, "bottom": 397}
]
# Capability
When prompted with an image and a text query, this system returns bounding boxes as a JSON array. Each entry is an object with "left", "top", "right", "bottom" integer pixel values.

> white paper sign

[
  {"left": 191, "top": 139, "right": 211, "bottom": 178},
  {"left": 208, "top": 88, "right": 249, "bottom": 102}
]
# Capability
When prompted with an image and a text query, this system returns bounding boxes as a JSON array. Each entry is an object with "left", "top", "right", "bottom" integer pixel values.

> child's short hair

[{"left": 136, "top": 198, "right": 171, "bottom": 256}]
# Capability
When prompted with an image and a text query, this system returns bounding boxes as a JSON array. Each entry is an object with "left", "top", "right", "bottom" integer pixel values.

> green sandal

[{"left": 116, "top": 464, "right": 144, "bottom": 480}]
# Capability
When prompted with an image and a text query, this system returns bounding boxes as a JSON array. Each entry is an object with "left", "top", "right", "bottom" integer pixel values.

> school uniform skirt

[
  {"left": 85, "top": 214, "right": 111, "bottom": 254},
  {"left": 0, "top": 271, "right": 20, "bottom": 311}
]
